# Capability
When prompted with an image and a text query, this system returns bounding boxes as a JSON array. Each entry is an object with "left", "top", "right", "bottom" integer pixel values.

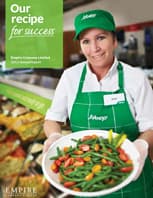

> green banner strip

[{"left": 0, "top": 83, "right": 51, "bottom": 115}]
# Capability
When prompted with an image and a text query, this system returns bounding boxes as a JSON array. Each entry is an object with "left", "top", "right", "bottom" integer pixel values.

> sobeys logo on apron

[{"left": 88, "top": 114, "right": 108, "bottom": 122}]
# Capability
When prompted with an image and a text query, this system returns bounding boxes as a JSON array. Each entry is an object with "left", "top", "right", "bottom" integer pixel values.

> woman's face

[{"left": 79, "top": 28, "right": 118, "bottom": 69}]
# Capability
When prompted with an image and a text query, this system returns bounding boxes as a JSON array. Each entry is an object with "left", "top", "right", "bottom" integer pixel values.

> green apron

[{"left": 70, "top": 63, "right": 153, "bottom": 198}]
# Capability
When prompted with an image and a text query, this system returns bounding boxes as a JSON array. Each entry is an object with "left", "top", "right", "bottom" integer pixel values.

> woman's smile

[{"left": 92, "top": 53, "right": 105, "bottom": 60}]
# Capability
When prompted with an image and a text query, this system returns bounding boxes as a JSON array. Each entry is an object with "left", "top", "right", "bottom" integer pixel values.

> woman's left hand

[
  {"left": 43, "top": 132, "right": 63, "bottom": 154},
  {"left": 133, "top": 139, "right": 149, "bottom": 181}
]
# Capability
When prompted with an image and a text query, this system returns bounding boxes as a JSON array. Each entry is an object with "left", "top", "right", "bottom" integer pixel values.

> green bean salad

[{"left": 50, "top": 132, "right": 133, "bottom": 192}]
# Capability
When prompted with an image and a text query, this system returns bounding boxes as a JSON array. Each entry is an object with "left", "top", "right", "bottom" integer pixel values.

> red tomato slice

[
  {"left": 58, "top": 154, "right": 69, "bottom": 162},
  {"left": 64, "top": 157, "right": 74, "bottom": 167},
  {"left": 75, "top": 157, "right": 84, "bottom": 162},
  {"left": 73, "top": 150, "right": 83, "bottom": 155},
  {"left": 79, "top": 144, "right": 90, "bottom": 151},
  {"left": 119, "top": 153, "right": 129, "bottom": 162},
  {"left": 120, "top": 166, "right": 133, "bottom": 172},
  {"left": 64, "top": 168, "right": 73, "bottom": 175},
  {"left": 63, "top": 181, "right": 76, "bottom": 188},
  {"left": 81, "top": 135, "right": 92, "bottom": 141},
  {"left": 51, "top": 163, "right": 59, "bottom": 173},
  {"left": 107, "top": 160, "right": 114, "bottom": 166},
  {"left": 117, "top": 147, "right": 125, "bottom": 154},
  {"left": 55, "top": 159, "right": 62, "bottom": 166},
  {"left": 73, "top": 161, "right": 84, "bottom": 167}
]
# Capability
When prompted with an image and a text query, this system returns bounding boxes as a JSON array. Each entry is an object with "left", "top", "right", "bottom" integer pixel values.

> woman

[{"left": 43, "top": 9, "right": 153, "bottom": 197}]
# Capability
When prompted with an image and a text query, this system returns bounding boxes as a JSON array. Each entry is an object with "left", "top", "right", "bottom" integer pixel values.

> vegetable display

[{"left": 50, "top": 131, "right": 133, "bottom": 192}]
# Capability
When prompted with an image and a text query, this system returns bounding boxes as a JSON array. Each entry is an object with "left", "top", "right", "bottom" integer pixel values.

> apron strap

[
  {"left": 77, "top": 64, "right": 87, "bottom": 93},
  {"left": 77, "top": 62, "right": 124, "bottom": 95},
  {"left": 118, "top": 62, "right": 124, "bottom": 90}
]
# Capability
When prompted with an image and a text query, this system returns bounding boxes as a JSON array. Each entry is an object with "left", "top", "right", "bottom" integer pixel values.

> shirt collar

[{"left": 86, "top": 57, "right": 119, "bottom": 79}]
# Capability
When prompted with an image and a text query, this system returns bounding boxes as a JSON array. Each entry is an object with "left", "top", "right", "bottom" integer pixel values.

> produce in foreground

[{"left": 50, "top": 131, "right": 133, "bottom": 192}]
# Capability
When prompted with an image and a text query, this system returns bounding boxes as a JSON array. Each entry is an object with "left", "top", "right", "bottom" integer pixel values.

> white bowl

[{"left": 42, "top": 130, "right": 139, "bottom": 197}]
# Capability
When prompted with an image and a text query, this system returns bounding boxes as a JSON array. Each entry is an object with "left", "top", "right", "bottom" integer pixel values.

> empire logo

[{"left": 4, "top": 186, "right": 37, "bottom": 197}]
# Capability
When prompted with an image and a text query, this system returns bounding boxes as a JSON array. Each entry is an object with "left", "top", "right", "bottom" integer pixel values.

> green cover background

[{"left": 6, "top": 0, "right": 63, "bottom": 68}]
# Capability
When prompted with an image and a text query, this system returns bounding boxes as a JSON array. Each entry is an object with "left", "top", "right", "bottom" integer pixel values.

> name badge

[{"left": 104, "top": 93, "right": 125, "bottom": 106}]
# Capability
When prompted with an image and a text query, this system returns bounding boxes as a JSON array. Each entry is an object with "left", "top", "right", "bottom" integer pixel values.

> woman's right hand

[{"left": 43, "top": 132, "right": 62, "bottom": 153}]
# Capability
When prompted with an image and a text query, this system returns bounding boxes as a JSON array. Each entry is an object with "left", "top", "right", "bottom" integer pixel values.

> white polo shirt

[{"left": 45, "top": 57, "right": 153, "bottom": 132}]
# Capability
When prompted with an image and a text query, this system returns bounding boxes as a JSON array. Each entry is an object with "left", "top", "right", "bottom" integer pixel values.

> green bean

[
  {"left": 80, "top": 138, "right": 98, "bottom": 145},
  {"left": 64, "top": 146, "right": 75, "bottom": 154},
  {"left": 92, "top": 158, "right": 101, "bottom": 163},
  {"left": 75, "top": 165, "right": 93, "bottom": 171},
  {"left": 69, "top": 170, "right": 90, "bottom": 178},
  {"left": 49, "top": 147, "right": 64, "bottom": 159},
  {"left": 82, "top": 167, "right": 112, "bottom": 191},
  {"left": 60, "top": 170, "right": 85, "bottom": 182},
  {"left": 71, "top": 151, "right": 92, "bottom": 158},
  {"left": 71, "top": 138, "right": 81, "bottom": 143},
  {"left": 49, "top": 156, "right": 59, "bottom": 160},
  {"left": 104, "top": 143, "right": 119, "bottom": 153},
  {"left": 101, "top": 149, "right": 118, "bottom": 156},
  {"left": 88, "top": 183, "right": 107, "bottom": 191},
  {"left": 57, "top": 146, "right": 63, "bottom": 156},
  {"left": 91, "top": 152, "right": 117, "bottom": 162},
  {"left": 110, "top": 171, "right": 129, "bottom": 176},
  {"left": 74, "top": 181, "right": 87, "bottom": 189},
  {"left": 98, "top": 139, "right": 107, "bottom": 150}
]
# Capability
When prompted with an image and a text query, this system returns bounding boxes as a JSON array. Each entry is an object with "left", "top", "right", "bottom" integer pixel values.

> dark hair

[
  {"left": 111, "top": 31, "right": 116, "bottom": 38},
  {"left": 78, "top": 30, "right": 116, "bottom": 41}
]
